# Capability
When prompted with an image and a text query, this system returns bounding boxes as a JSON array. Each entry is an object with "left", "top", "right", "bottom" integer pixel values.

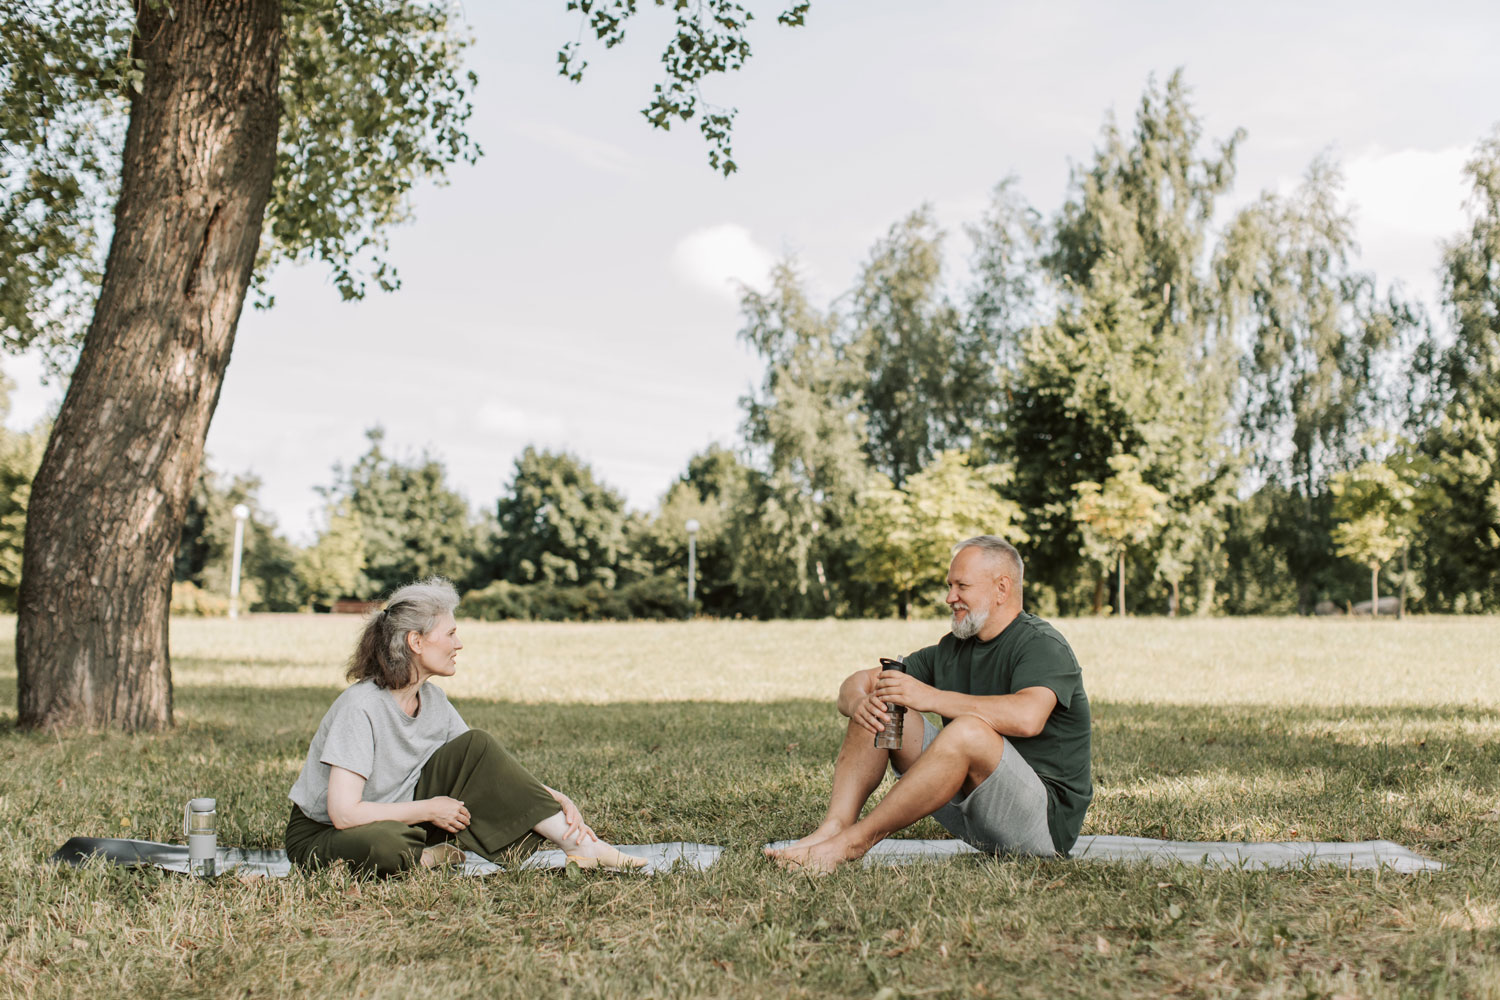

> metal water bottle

[
  {"left": 873, "top": 656, "right": 907, "bottom": 750},
  {"left": 184, "top": 798, "right": 217, "bottom": 877}
]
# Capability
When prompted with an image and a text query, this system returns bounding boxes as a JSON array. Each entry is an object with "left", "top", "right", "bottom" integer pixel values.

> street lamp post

[
  {"left": 685, "top": 519, "right": 700, "bottom": 607},
  {"left": 229, "top": 503, "right": 250, "bottom": 620}
]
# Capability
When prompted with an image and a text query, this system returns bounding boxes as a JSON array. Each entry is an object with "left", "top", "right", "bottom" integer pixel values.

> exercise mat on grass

[
  {"left": 763, "top": 836, "right": 1444, "bottom": 873},
  {"left": 50, "top": 837, "right": 723, "bottom": 877}
]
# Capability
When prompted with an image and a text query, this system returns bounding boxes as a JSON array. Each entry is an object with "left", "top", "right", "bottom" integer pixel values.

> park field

[{"left": 1, "top": 614, "right": 1498, "bottom": 998}]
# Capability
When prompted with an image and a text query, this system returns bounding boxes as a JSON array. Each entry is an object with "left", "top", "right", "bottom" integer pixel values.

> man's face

[{"left": 946, "top": 547, "right": 1003, "bottom": 640}]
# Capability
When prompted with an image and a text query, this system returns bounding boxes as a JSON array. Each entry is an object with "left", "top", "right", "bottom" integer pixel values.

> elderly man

[{"left": 768, "top": 535, "right": 1092, "bottom": 872}]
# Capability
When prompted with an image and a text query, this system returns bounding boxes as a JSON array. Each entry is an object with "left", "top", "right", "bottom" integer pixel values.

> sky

[{"left": 6, "top": 0, "right": 1499, "bottom": 543}]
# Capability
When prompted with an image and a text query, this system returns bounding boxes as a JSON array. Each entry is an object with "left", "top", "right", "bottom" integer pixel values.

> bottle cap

[{"left": 189, "top": 798, "right": 216, "bottom": 812}]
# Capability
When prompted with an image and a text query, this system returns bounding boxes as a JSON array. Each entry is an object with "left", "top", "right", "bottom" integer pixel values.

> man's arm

[{"left": 872, "top": 671, "right": 1056, "bottom": 738}]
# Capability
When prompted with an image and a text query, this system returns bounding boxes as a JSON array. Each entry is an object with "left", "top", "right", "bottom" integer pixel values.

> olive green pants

[{"left": 284, "top": 729, "right": 561, "bottom": 876}]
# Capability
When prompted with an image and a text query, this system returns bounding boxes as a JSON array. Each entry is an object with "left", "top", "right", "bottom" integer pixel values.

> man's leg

[
  {"left": 770, "top": 715, "right": 926, "bottom": 854},
  {"left": 772, "top": 715, "right": 1005, "bottom": 872}
]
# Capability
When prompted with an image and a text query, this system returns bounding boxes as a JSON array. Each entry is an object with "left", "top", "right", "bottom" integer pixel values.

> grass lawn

[{"left": 1, "top": 614, "right": 1498, "bottom": 998}]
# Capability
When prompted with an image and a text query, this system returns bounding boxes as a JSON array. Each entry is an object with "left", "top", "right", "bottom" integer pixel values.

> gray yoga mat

[
  {"left": 764, "top": 836, "right": 1445, "bottom": 873},
  {"left": 50, "top": 837, "right": 723, "bottom": 877}
]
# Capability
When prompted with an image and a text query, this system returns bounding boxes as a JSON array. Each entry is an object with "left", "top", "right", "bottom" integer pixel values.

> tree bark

[
  {"left": 1370, "top": 564, "right": 1379, "bottom": 619},
  {"left": 16, "top": 0, "right": 282, "bottom": 730},
  {"left": 1117, "top": 551, "right": 1126, "bottom": 618},
  {"left": 1397, "top": 547, "right": 1408, "bottom": 620}
]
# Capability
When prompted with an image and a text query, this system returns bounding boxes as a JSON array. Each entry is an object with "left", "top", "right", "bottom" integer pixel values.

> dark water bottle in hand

[{"left": 874, "top": 656, "right": 907, "bottom": 750}]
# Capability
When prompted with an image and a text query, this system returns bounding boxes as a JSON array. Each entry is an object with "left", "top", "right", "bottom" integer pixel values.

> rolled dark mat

[
  {"left": 50, "top": 836, "right": 293, "bottom": 876},
  {"left": 52, "top": 836, "right": 191, "bottom": 868}
]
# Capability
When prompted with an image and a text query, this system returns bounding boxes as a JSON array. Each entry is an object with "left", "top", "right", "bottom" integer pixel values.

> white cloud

[
  {"left": 670, "top": 224, "right": 776, "bottom": 302},
  {"left": 474, "top": 401, "right": 565, "bottom": 439},
  {"left": 509, "top": 120, "right": 636, "bottom": 175},
  {"left": 1343, "top": 146, "right": 1469, "bottom": 237},
  {"left": 1341, "top": 145, "right": 1471, "bottom": 307}
]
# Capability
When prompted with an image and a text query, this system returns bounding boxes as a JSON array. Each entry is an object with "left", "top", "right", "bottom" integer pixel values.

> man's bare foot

[
  {"left": 763, "top": 819, "right": 846, "bottom": 860},
  {"left": 769, "top": 836, "right": 860, "bottom": 875}
]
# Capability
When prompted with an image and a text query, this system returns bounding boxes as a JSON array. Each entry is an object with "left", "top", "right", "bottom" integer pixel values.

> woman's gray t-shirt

[{"left": 288, "top": 679, "right": 468, "bottom": 825}]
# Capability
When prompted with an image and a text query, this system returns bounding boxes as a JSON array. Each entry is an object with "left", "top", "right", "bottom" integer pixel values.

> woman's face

[{"left": 411, "top": 612, "right": 462, "bottom": 682}]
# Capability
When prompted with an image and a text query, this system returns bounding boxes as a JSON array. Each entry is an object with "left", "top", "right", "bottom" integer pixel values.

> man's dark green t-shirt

[{"left": 904, "top": 612, "right": 1093, "bottom": 856}]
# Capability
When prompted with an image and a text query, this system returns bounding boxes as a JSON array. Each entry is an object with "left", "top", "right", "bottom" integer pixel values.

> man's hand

[
  {"left": 873, "top": 669, "right": 940, "bottom": 714},
  {"left": 850, "top": 688, "right": 891, "bottom": 735},
  {"left": 425, "top": 796, "right": 471, "bottom": 833}
]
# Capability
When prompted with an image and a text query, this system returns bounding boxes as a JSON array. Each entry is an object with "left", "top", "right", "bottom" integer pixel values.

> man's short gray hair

[{"left": 951, "top": 535, "right": 1024, "bottom": 586}]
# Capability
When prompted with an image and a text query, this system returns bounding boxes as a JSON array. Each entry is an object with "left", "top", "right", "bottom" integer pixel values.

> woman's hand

[
  {"left": 425, "top": 796, "right": 471, "bottom": 833},
  {"left": 546, "top": 786, "right": 595, "bottom": 843}
]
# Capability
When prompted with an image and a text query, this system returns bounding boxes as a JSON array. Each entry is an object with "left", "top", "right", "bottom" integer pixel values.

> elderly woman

[{"left": 285, "top": 577, "right": 645, "bottom": 875}]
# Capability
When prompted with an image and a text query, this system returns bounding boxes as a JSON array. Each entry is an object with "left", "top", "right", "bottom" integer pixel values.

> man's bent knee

[
  {"left": 930, "top": 715, "right": 1006, "bottom": 787},
  {"left": 935, "top": 715, "right": 1005, "bottom": 754}
]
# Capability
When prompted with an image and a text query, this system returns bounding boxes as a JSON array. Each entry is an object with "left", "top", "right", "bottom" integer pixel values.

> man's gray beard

[{"left": 950, "top": 605, "right": 988, "bottom": 640}]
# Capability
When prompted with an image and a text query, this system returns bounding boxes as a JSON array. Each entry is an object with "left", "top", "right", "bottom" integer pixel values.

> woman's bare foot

[
  {"left": 420, "top": 843, "right": 465, "bottom": 868},
  {"left": 563, "top": 839, "right": 648, "bottom": 871}
]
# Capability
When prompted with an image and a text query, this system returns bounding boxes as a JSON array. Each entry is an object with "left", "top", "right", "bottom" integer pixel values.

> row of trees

[
  {"left": 6, "top": 73, "right": 1492, "bottom": 625},
  {"left": 131, "top": 75, "right": 1500, "bottom": 620}
]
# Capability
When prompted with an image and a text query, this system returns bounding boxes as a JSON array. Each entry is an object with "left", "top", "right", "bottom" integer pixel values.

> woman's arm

[{"left": 325, "top": 765, "right": 471, "bottom": 832}]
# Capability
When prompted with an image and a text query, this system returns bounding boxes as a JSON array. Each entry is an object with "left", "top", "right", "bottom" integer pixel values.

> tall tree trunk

[
  {"left": 1092, "top": 576, "right": 1105, "bottom": 616},
  {"left": 1117, "top": 551, "right": 1126, "bottom": 618},
  {"left": 897, "top": 589, "right": 910, "bottom": 621},
  {"left": 16, "top": 0, "right": 282, "bottom": 730},
  {"left": 1397, "top": 547, "right": 1408, "bottom": 620},
  {"left": 1370, "top": 564, "right": 1379, "bottom": 619},
  {"left": 1168, "top": 578, "right": 1179, "bottom": 617}
]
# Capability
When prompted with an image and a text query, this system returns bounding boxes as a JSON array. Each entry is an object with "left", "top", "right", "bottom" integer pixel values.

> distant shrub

[
  {"left": 620, "top": 576, "right": 692, "bottom": 620},
  {"left": 458, "top": 580, "right": 533, "bottom": 621},
  {"left": 171, "top": 580, "right": 229, "bottom": 617},
  {"left": 527, "top": 582, "right": 629, "bottom": 622},
  {"left": 459, "top": 578, "right": 691, "bottom": 622}
]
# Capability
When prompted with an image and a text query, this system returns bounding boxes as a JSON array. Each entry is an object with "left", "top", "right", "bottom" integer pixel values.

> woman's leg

[
  {"left": 415, "top": 730, "right": 570, "bottom": 860},
  {"left": 417, "top": 730, "right": 643, "bottom": 868},
  {"left": 284, "top": 804, "right": 427, "bottom": 877}
]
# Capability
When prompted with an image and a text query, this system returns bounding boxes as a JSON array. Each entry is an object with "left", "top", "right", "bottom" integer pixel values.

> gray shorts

[{"left": 898, "top": 717, "right": 1055, "bottom": 858}]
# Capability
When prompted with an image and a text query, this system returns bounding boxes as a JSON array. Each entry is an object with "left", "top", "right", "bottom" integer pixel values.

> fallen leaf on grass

[
  {"left": 712, "top": 959, "right": 734, "bottom": 973},
  {"left": 1478, "top": 809, "right": 1500, "bottom": 823},
  {"left": 1043, "top": 878, "right": 1066, "bottom": 890},
  {"left": 70, "top": 938, "right": 87, "bottom": 951},
  {"left": 1095, "top": 935, "right": 1111, "bottom": 955},
  {"left": 881, "top": 928, "right": 904, "bottom": 942}
]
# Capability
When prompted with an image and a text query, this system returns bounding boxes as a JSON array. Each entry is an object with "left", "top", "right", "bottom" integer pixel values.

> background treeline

[{"left": 4, "top": 74, "right": 1495, "bottom": 620}]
